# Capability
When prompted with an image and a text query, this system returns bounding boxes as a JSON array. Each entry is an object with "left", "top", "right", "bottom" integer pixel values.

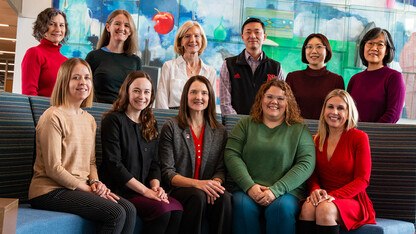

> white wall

[{"left": 12, "top": 0, "right": 51, "bottom": 94}]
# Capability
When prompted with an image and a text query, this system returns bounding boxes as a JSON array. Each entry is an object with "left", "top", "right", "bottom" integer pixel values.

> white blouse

[{"left": 155, "top": 56, "right": 217, "bottom": 109}]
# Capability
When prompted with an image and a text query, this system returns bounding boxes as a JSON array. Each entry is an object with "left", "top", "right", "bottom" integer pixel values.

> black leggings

[
  {"left": 29, "top": 188, "right": 136, "bottom": 234},
  {"left": 170, "top": 187, "right": 232, "bottom": 234},
  {"left": 142, "top": 210, "right": 182, "bottom": 234}
]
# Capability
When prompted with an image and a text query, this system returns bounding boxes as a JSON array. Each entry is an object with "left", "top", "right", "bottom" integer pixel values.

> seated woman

[
  {"left": 28, "top": 58, "right": 136, "bottom": 233},
  {"left": 297, "top": 89, "right": 376, "bottom": 233},
  {"left": 99, "top": 71, "right": 183, "bottom": 234},
  {"left": 286, "top": 33, "right": 344, "bottom": 120},
  {"left": 159, "top": 75, "right": 232, "bottom": 234},
  {"left": 225, "top": 80, "right": 316, "bottom": 233}
]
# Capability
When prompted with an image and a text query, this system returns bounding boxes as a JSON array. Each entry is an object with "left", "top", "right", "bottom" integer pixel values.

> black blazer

[
  {"left": 99, "top": 111, "right": 160, "bottom": 198},
  {"left": 159, "top": 117, "right": 227, "bottom": 191}
]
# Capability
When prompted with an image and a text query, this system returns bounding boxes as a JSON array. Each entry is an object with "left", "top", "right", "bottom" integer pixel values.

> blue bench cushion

[
  {"left": 0, "top": 92, "right": 35, "bottom": 202},
  {"left": 17, "top": 204, "right": 143, "bottom": 234},
  {"left": 340, "top": 218, "right": 415, "bottom": 234},
  {"left": 17, "top": 204, "right": 97, "bottom": 234}
]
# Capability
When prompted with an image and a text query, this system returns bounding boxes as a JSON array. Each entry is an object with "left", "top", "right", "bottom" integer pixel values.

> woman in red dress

[{"left": 297, "top": 89, "right": 376, "bottom": 233}]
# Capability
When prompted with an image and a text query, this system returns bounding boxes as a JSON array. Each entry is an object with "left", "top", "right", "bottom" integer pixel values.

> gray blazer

[{"left": 159, "top": 117, "right": 227, "bottom": 190}]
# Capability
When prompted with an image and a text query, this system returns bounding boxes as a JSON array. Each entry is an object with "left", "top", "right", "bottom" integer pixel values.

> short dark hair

[
  {"left": 241, "top": 17, "right": 265, "bottom": 34},
  {"left": 177, "top": 75, "right": 220, "bottom": 130},
  {"left": 33, "top": 8, "right": 69, "bottom": 44},
  {"left": 301, "top": 33, "right": 332, "bottom": 64},
  {"left": 359, "top": 27, "right": 395, "bottom": 67}
]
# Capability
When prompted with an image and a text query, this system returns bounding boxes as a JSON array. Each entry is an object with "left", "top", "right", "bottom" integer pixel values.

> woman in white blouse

[{"left": 155, "top": 21, "right": 216, "bottom": 109}]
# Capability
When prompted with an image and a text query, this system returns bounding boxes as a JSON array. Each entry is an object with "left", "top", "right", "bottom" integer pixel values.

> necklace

[{"left": 187, "top": 63, "right": 198, "bottom": 74}]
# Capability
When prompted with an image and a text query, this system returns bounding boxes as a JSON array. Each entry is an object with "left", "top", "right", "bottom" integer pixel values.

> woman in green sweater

[{"left": 224, "top": 80, "right": 316, "bottom": 234}]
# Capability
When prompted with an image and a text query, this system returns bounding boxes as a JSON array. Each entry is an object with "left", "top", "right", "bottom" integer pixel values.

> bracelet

[
  {"left": 89, "top": 179, "right": 101, "bottom": 185},
  {"left": 212, "top": 178, "right": 222, "bottom": 184}
]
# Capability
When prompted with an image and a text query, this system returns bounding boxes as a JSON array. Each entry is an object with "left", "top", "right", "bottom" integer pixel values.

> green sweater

[{"left": 224, "top": 117, "right": 315, "bottom": 199}]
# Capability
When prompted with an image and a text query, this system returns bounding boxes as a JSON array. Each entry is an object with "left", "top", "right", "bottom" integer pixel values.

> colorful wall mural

[{"left": 53, "top": 0, "right": 416, "bottom": 119}]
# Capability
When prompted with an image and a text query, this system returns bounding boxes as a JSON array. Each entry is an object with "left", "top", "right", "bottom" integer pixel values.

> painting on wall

[{"left": 53, "top": 0, "right": 416, "bottom": 119}]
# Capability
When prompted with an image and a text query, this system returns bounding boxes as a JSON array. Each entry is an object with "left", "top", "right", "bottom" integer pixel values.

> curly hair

[
  {"left": 103, "top": 71, "right": 157, "bottom": 142},
  {"left": 97, "top": 9, "right": 138, "bottom": 55},
  {"left": 315, "top": 89, "right": 359, "bottom": 152},
  {"left": 33, "top": 8, "right": 69, "bottom": 44},
  {"left": 250, "top": 80, "right": 303, "bottom": 125},
  {"left": 177, "top": 75, "right": 220, "bottom": 129}
]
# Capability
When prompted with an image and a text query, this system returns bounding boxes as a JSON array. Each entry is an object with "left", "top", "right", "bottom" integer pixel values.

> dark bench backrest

[
  {"left": 223, "top": 114, "right": 416, "bottom": 224},
  {"left": 0, "top": 92, "right": 35, "bottom": 203}
]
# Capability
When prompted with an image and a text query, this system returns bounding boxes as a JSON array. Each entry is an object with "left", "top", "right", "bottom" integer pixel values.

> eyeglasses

[
  {"left": 264, "top": 94, "right": 286, "bottom": 102},
  {"left": 305, "top": 45, "right": 326, "bottom": 51},
  {"left": 365, "top": 41, "right": 386, "bottom": 49}
]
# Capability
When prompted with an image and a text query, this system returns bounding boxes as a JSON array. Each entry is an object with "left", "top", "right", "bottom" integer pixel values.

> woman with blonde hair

[
  {"left": 297, "top": 89, "right": 376, "bottom": 234},
  {"left": 99, "top": 71, "right": 183, "bottom": 234},
  {"left": 86, "top": 9, "right": 142, "bottom": 104},
  {"left": 155, "top": 21, "right": 216, "bottom": 109},
  {"left": 28, "top": 58, "right": 136, "bottom": 233},
  {"left": 225, "top": 79, "right": 315, "bottom": 233}
]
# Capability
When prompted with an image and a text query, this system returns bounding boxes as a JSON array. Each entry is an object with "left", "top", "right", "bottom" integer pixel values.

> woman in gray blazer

[{"left": 159, "top": 75, "right": 232, "bottom": 234}]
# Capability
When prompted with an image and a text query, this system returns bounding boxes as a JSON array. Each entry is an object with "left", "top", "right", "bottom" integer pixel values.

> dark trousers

[
  {"left": 29, "top": 188, "right": 136, "bottom": 234},
  {"left": 170, "top": 187, "right": 232, "bottom": 234}
]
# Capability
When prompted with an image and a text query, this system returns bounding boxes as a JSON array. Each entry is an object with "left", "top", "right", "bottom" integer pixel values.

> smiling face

[
  {"left": 262, "top": 86, "right": 287, "bottom": 125},
  {"left": 241, "top": 22, "right": 266, "bottom": 52},
  {"left": 305, "top": 37, "right": 327, "bottom": 69},
  {"left": 106, "top": 14, "right": 132, "bottom": 43},
  {"left": 44, "top": 14, "right": 66, "bottom": 45},
  {"left": 364, "top": 33, "right": 387, "bottom": 70},
  {"left": 68, "top": 63, "right": 92, "bottom": 105},
  {"left": 324, "top": 96, "right": 348, "bottom": 131},
  {"left": 128, "top": 77, "right": 152, "bottom": 113},
  {"left": 187, "top": 80, "right": 209, "bottom": 113},
  {"left": 181, "top": 26, "right": 202, "bottom": 55}
]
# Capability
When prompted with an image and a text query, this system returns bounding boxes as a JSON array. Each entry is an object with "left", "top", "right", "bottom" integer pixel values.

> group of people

[{"left": 20, "top": 6, "right": 405, "bottom": 234}]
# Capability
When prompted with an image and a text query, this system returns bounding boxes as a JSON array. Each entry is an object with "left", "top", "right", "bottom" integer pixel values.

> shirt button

[
  {"left": 198, "top": 144, "right": 200, "bottom": 147},
  {"left": 198, "top": 150, "right": 200, "bottom": 152},
  {"left": 198, "top": 156, "right": 201, "bottom": 158}
]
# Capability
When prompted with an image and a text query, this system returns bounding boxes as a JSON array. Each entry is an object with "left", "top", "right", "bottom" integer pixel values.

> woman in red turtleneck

[
  {"left": 21, "top": 8, "right": 68, "bottom": 97},
  {"left": 286, "top": 33, "right": 344, "bottom": 120}
]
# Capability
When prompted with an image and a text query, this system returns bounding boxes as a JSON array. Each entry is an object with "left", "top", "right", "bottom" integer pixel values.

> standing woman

[
  {"left": 298, "top": 89, "right": 376, "bottom": 233},
  {"left": 159, "top": 76, "right": 232, "bottom": 234},
  {"left": 286, "top": 33, "right": 344, "bottom": 120},
  {"left": 155, "top": 21, "right": 216, "bottom": 109},
  {"left": 86, "top": 9, "right": 141, "bottom": 104},
  {"left": 347, "top": 27, "right": 405, "bottom": 123},
  {"left": 99, "top": 71, "right": 183, "bottom": 234},
  {"left": 28, "top": 58, "right": 136, "bottom": 233},
  {"left": 22, "top": 8, "right": 68, "bottom": 97},
  {"left": 225, "top": 80, "right": 315, "bottom": 234}
]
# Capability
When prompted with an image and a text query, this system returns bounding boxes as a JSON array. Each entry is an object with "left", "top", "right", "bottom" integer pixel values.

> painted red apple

[{"left": 152, "top": 8, "right": 174, "bottom": 34}]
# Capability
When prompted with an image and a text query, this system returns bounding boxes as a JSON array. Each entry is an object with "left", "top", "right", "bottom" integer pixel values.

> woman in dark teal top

[{"left": 225, "top": 80, "right": 316, "bottom": 234}]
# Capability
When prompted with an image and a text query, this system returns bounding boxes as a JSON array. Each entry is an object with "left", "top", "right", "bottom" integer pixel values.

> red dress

[{"left": 309, "top": 128, "right": 376, "bottom": 230}]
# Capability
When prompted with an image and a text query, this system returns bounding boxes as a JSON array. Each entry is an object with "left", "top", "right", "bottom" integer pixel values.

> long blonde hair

[
  {"left": 51, "top": 58, "right": 93, "bottom": 108},
  {"left": 315, "top": 89, "right": 358, "bottom": 152}
]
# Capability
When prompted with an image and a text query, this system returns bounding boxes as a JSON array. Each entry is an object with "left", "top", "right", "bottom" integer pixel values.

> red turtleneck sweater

[{"left": 21, "top": 39, "right": 68, "bottom": 97}]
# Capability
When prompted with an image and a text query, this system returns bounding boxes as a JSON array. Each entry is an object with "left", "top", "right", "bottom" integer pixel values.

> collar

[
  {"left": 244, "top": 49, "right": 263, "bottom": 62},
  {"left": 40, "top": 38, "right": 62, "bottom": 49}
]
